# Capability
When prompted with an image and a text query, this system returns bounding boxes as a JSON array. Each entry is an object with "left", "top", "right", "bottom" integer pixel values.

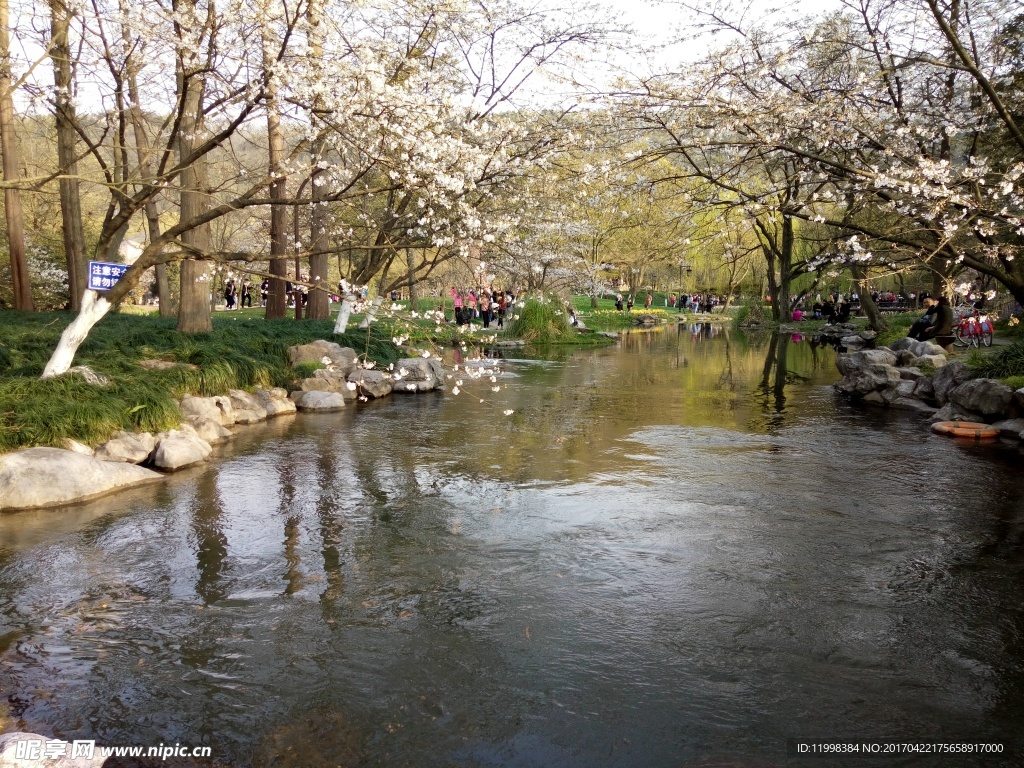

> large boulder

[
  {"left": 256, "top": 388, "right": 297, "bottom": 417},
  {"left": 151, "top": 428, "right": 213, "bottom": 471},
  {"left": 931, "top": 360, "right": 971, "bottom": 406},
  {"left": 888, "top": 337, "right": 946, "bottom": 358},
  {"left": 0, "top": 448, "right": 162, "bottom": 511},
  {"left": 916, "top": 354, "right": 948, "bottom": 370},
  {"left": 348, "top": 369, "right": 393, "bottom": 399},
  {"left": 295, "top": 391, "right": 346, "bottom": 412},
  {"left": 287, "top": 341, "right": 358, "bottom": 375},
  {"left": 929, "top": 402, "right": 985, "bottom": 423},
  {"left": 834, "top": 350, "right": 902, "bottom": 397},
  {"left": 299, "top": 369, "right": 358, "bottom": 400},
  {"left": 60, "top": 438, "right": 94, "bottom": 456},
  {"left": 990, "top": 418, "right": 1024, "bottom": 437},
  {"left": 188, "top": 417, "right": 233, "bottom": 445},
  {"left": 179, "top": 394, "right": 235, "bottom": 427},
  {"left": 0, "top": 732, "right": 107, "bottom": 767},
  {"left": 228, "top": 389, "right": 268, "bottom": 424},
  {"left": 913, "top": 376, "right": 936, "bottom": 403},
  {"left": 891, "top": 397, "right": 938, "bottom": 415},
  {"left": 948, "top": 378, "right": 1015, "bottom": 418},
  {"left": 391, "top": 358, "right": 445, "bottom": 393},
  {"left": 94, "top": 431, "right": 156, "bottom": 464}
]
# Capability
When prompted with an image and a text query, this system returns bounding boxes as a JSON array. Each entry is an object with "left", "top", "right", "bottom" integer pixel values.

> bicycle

[{"left": 953, "top": 306, "right": 994, "bottom": 347}]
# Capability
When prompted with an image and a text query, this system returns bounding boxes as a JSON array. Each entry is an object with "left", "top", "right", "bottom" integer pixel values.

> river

[{"left": 1, "top": 326, "right": 1023, "bottom": 767}]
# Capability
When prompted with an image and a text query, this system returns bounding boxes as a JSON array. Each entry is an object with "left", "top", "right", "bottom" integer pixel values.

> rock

[
  {"left": 888, "top": 337, "right": 946, "bottom": 358},
  {"left": 896, "top": 367, "right": 925, "bottom": 381},
  {"left": 891, "top": 397, "right": 938, "bottom": 414},
  {"left": 299, "top": 369, "right": 358, "bottom": 400},
  {"left": 494, "top": 339, "right": 527, "bottom": 347},
  {"left": 915, "top": 354, "right": 947, "bottom": 369},
  {"left": 179, "top": 394, "right": 235, "bottom": 426},
  {"left": 287, "top": 340, "right": 358, "bottom": 374},
  {"left": 990, "top": 418, "right": 1024, "bottom": 437},
  {"left": 228, "top": 389, "right": 268, "bottom": 424},
  {"left": 948, "top": 378, "right": 1015, "bottom": 418},
  {"left": 0, "top": 731, "right": 107, "bottom": 767},
  {"left": 256, "top": 388, "right": 297, "bottom": 417},
  {"left": 348, "top": 370, "right": 393, "bottom": 399},
  {"left": 94, "top": 431, "right": 156, "bottom": 464},
  {"left": 67, "top": 365, "right": 111, "bottom": 386},
  {"left": 859, "top": 330, "right": 878, "bottom": 340},
  {"left": 151, "top": 429, "right": 213, "bottom": 471},
  {"left": 834, "top": 350, "right": 902, "bottom": 397},
  {"left": 1015, "top": 387, "right": 1024, "bottom": 413},
  {"left": 929, "top": 402, "right": 985, "bottom": 423},
  {"left": 841, "top": 335, "right": 867, "bottom": 349},
  {"left": 188, "top": 416, "right": 233, "bottom": 445},
  {"left": 931, "top": 360, "right": 971, "bottom": 406},
  {"left": 895, "top": 350, "right": 920, "bottom": 367},
  {"left": 295, "top": 391, "right": 346, "bottom": 412},
  {"left": 391, "top": 358, "right": 445, "bottom": 393},
  {"left": 863, "top": 390, "right": 887, "bottom": 405},
  {"left": 913, "top": 377, "right": 936, "bottom": 402},
  {"left": 60, "top": 438, "right": 94, "bottom": 456},
  {"left": 632, "top": 313, "right": 658, "bottom": 326},
  {"left": 0, "top": 448, "right": 163, "bottom": 511},
  {"left": 896, "top": 380, "right": 917, "bottom": 398}
]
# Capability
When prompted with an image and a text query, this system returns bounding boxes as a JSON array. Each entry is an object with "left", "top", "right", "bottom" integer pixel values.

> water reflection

[{"left": 1, "top": 330, "right": 1023, "bottom": 767}]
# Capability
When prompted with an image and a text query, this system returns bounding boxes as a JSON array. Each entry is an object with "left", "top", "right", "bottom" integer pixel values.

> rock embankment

[
  {"left": 1, "top": 341, "right": 447, "bottom": 511},
  {"left": 833, "top": 336, "right": 1024, "bottom": 440}
]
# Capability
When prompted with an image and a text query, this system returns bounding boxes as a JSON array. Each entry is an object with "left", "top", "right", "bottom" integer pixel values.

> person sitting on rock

[
  {"left": 919, "top": 296, "right": 953, "bottom": 341},
  {"left": 907, "top": 297, "right": 937, "bottom": 340}
]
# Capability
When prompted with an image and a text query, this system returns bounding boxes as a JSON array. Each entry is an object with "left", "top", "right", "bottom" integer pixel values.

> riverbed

[{"left": 2, "top": 327, "right": 1023, "bottom": 766}]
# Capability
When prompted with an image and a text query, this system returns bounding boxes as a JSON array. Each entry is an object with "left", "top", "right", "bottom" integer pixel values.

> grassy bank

[{"left": 0, "top": 310, "right": 401, "bottom": 453}]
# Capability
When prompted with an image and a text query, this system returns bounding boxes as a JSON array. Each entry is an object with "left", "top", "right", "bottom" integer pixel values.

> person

[
  {"left": 479, "top": 291, "right": 491, "bottom": 328},
  {"left": 644, "top": 292, "right": 653, "bottom": 309},
  {"left": 615, "top": 293, "right": 623, "bottom": 311},
  {"left": 669, "top": 293, "right": 676, "bottom": 309},
  {"left": 497, "top": 292, "right": 508, "bottom": 328},
  {"left": 812, "top": 300, "right": 823, "bottom": 320},
  {"left": 907, "top": 297, "right": 938, "bottom": 340},
  {"left": 626, "top": 295, "right": 634, "bottom": 311},
  {"left": 260, "top": 279, "right": 269, "bottom": 306},
  {"left": 792, "top": 307, "right": 803, "bottom": 321},
  {"left": 241, "top": 279, "right": 252, "bottom": 308},
  {"left": 920, "top": 296, "right": 953, "bottom": 341},
  {"left": 224, "top": 279, "right": 236, "bottom": 309}
]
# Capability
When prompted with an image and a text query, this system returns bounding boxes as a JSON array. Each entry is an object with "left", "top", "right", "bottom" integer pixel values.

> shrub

[
  {"left": 504, "top": 294, "right": 573, "bottom": 343},
  {"left": 968, "top": 339, "right": 1024, "bottom": 379}
]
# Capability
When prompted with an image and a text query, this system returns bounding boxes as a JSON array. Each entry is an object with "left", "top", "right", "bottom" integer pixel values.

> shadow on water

[{"left": 2, "top": 329, "right": 1023, "bottom": 767}]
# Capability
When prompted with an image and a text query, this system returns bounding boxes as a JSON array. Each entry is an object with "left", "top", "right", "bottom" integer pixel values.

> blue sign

[{"left": 87, "top": 261, "right": 130, "bottom": 291}]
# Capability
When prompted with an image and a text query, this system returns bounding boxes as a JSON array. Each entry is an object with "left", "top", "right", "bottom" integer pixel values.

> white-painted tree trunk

[
  {"left": 41, "top": 290, "right": 112, "bottom": 379},
  {"left": 357, "top": 296, "right": 383, "bottom": 329},
  {"left": 333, "top": 294, "right": 357, "bottom": 334}
]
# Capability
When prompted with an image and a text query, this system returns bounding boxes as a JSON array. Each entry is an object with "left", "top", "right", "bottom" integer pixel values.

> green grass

[
  {"left": 875, "top": 312, "right": 918, "bottom": 347},
  {"left": 967, "top": 339, "right": 1024, "bottom": 380},
  {"left": 0, "top": 310, "right": 402, "bottom": 453}
]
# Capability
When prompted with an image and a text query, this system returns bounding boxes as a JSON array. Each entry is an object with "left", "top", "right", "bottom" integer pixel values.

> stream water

[{"left": 1, "top": 326, "right": 1023, "bottom": 767}]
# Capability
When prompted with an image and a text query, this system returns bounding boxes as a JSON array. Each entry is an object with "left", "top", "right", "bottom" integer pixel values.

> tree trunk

[
  {"left": 406, "top": 248, "right": 418, "bottom": 311},
  {"left": 264, "top": 21, "right": 288, "bottom": 320},
  {"left": 0, "top": 0, "right": 34, "bottom": 311},
  {"left": 175, "top": 3, "right": 212, "bottom": 334},
  {"left": 122, "top": 0, "right": 172, "bottom": 315},
  {"left": 851, "top": 264, "right": 887, "bottom": 332},
  {"left": 50, "top": 0, "right": 87, "bottom": 310},
  {"left": 778, "top": 215, "right": 794, "bottom": 322},
  {"left": 42, "top": 289, "right": 112, "bottom": 377},
  {"left": 305, "top": 0, "right": 330, "bottom": 320}
]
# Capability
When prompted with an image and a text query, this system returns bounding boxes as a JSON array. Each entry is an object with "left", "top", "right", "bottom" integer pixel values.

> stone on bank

[{"left": 0, "top": 448, "right": 163, "bottom": 511}]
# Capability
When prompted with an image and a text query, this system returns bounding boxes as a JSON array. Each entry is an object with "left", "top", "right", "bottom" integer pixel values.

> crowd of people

[{"left": 451, "top": 287, "right": 517, "bottom": 329}]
